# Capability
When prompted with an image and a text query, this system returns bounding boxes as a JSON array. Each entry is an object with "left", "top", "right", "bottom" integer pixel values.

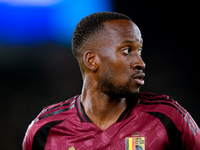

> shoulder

[
  {"left": 138, "top": 92, "right": 200, "bottom": 149},
  {"left": 138, "top": 92, "right": 182, "bottom": 114},
  {"left": 137, "top": 92, "right": 186, "bottom": 126},
  {"left": 137, "top": 92, "right": 199, "bottom": 134},
  {"left": 137, "top": 92, "right": 190, "bottom": 122},
  {"left": 138, "top": 92, "right": 174, "bottom": 101},
  {"left": 36, "top": 95, "right": 78, "bottom": 121},
  {"left": 22, "top": 95, "right": 79, "bottom": 150}
]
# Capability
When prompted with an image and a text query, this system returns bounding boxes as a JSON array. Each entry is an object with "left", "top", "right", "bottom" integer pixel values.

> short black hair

[{"left": 72, "top": 12, "right": 131, "bottom": 57}]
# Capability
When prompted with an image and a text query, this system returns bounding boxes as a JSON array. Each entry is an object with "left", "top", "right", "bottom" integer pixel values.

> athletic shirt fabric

[{"left": 22, "top": 92, "right": 200, "bottom": 150}]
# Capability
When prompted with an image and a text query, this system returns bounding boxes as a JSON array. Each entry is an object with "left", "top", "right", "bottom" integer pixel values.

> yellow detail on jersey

[{"left": 69, "top": 146, "right": 75, "bottom": 150}]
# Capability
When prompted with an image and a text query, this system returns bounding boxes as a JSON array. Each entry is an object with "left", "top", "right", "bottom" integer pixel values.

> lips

[{"left": 133, "top": 72, "right": 145, "bottom": 85}]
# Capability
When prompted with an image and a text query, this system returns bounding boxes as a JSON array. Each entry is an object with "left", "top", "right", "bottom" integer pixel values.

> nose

[{"left": 132, "top": 55, "right": 146, "bottom": 70}]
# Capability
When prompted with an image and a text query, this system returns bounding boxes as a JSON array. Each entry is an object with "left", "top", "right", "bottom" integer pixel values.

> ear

[{"left": 83, "top": 51, "right": 98, "bottom": 71}]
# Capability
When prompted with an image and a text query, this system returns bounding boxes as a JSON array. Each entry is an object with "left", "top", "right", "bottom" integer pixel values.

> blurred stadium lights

[
  {"left": 0, "top": 0, "right": 113, "bottom": 46},
  {"left": 0, "top": 0, "right": 63, "bottom": 6}
]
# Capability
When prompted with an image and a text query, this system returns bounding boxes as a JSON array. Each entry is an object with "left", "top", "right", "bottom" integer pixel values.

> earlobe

[{"left": 83, "top": 51, "right": 98, "bottom": 71}]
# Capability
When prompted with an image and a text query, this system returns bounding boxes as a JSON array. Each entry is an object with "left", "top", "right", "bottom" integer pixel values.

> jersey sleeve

[
  {"left": 22, "top": 96, "right": 77, "bottom": 150},
  {"left": 138, "top": 92, "right": 200, "bottom": 149},
  {"left": 22, "top": 107, "right": 52, "bottom": 150},
  {"left": 22, "top": 109, "right": 46, "bottom": 150},
  {"left": 22, "top": 121, "right": 35, "bottom": 150},
  {"left": 181, "top": 111, "right": 200, "bottom": 150},
  {"left": 161, "top": 94, "right": 200, "bottom": 149}
]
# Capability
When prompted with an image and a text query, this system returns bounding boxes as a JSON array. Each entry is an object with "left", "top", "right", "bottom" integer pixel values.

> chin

[
  {"left": 130, "top": 86, "right": 141, "bottom": 94},
  {"left": 122, "top": 88, "right": 140, "bottom": 99}
]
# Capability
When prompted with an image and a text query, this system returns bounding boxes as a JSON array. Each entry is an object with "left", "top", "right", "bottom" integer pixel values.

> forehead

[{"left": 102, "top": 19, "right": 142, "bottom": 44}]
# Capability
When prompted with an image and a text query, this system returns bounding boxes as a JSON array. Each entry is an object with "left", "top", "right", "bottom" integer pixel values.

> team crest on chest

[{"left": 125, "top": 136, "right": 145, "bottom": 150}]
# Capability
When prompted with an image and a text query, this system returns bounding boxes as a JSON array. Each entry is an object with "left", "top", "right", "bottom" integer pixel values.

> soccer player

[{"left": 23, "top": 12, "right": 200, "bottom": 150}]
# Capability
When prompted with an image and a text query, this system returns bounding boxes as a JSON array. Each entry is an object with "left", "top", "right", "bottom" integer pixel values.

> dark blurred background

[{"left": 0, "top": 1, "right": 199, "bottom": 149}]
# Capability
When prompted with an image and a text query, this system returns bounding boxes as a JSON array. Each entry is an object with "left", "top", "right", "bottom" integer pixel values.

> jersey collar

[{"left": 75, "top": 95, "right": 92, "bottom": 122}]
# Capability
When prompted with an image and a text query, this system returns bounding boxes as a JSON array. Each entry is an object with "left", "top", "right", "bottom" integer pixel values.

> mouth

[{"left": 133, "top": 72, "right": 145, "bottom": 85}]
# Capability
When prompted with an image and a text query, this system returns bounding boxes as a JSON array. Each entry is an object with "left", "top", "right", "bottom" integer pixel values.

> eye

[
  {"left": 122, "top": 47, "right": 131, "bottom": 55},
  {"left": 138, "top": 48, "right": 142, "bottom": 55}
]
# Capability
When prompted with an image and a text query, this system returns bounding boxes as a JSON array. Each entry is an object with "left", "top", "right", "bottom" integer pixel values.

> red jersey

[{"left": 23, "top": 92, "right": 200, "bottom": 150}]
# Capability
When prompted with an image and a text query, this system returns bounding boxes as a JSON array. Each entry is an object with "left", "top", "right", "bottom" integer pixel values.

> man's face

[{"left": 96, "top": 19, "right": 145, "bottom": 98}]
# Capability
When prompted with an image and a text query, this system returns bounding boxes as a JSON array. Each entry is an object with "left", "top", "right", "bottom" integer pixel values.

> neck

[{"left": 81, "top": 85, "right": 127, "bottom": 130}]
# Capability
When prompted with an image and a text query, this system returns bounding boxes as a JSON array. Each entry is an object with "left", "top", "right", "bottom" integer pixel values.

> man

[{"left": 23, "top": 12, "right": 200, "bottom": 150}]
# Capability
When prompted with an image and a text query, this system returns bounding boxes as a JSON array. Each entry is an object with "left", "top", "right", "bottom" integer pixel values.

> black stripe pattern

[
  {"left": 138, "top": 93, "right": 200, "bottom": 136},
  {"left": 138, "top": 93, "right": 185, "bottom": 116},
  {"left": 34, "top": 99, "right": 76, "bottom": 124},
  {"left": 34, "top": 105, "right": 75, "bottom": 123},
  {"left": 32, "top": 120, "right": 64, "bottom": 150},
  {"left": 147, "top": 112, "right": 183, "bottom": 150},
  {"left": 41, "top": 98, "right": 76, "bottom": 114}
]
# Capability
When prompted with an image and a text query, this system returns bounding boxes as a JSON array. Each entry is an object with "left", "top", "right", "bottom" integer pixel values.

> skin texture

[{"left": 79, "top": 19, "right": 145, "bottom": 130}]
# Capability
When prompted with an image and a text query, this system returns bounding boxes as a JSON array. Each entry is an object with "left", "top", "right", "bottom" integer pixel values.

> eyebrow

[{"left": 121, "top": 38, "right": 143, "bottom": 45}]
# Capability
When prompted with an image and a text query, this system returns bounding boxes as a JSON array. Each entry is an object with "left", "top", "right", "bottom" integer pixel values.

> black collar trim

[{"left": 75, "top": 95, "right": 92, "bottom": 123}]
